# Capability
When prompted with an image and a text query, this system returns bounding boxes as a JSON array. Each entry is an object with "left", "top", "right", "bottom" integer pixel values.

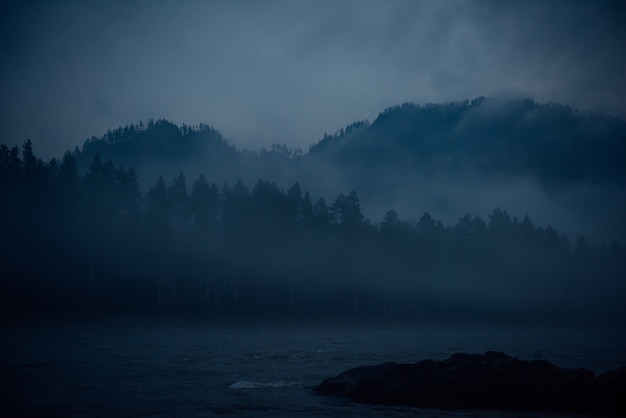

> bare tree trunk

[
  {"left": 122, "top": 265, "right": 128, "bottom": 290},
  {"left": 122, "top": 241, "right": 129, "bottom": 296},
  {"left": 215, "top": 281, "right": 220, "bottom": 312},
  {"left": 352, "top": 289, "right": 359, "bottom": 315},
  {"left": 360, "top": 288, "right": 364, "bottom": 312},
  {"left": 120, "top": 264, "right": 128, "bottom": 306},
  {"left": 158, "top": 273, "right": 163, "bottom": 305},
  {"left": 87, "top": 255, "right": 94, "bottom": 303},
  {"left": 385, "top": 295, "right": 393, "bottom": 316}
]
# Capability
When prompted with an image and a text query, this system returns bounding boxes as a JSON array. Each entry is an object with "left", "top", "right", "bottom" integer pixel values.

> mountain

[
  {"left": 2, "top": 98, "right": 626, "bottom": 322},
  {"left": 72, "top": 98, "right": 626, "bottom": 242},
  {"left": 308, "top": 97, "right": 626, "bottom": 188},
  {"left": 306, "top": 98, "right": 626, "bottom": 242},
  {"left": 76, "top": 119, "right": 243, "bottom": 187}
]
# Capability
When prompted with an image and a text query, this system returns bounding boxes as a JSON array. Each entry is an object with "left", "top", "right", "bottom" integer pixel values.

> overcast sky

[{"left": 1, "top": 0, "right": 625, "bottom": 159}]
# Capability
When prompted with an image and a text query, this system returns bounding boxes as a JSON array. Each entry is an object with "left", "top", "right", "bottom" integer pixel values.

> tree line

[{"left": 1, "top": 141, "right": 624, "bottom": 324}]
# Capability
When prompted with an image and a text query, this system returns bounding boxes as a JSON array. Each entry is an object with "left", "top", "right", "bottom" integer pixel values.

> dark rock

[
  {"left": 596, "top": 366, "right": 626, "bottom": 416},
  {"left": 314, "top": 351, "right": 625, "bottom": 416}
]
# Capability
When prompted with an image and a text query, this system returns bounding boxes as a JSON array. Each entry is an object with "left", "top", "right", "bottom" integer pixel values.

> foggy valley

[
  {"left": 0, "top": 98, "right": 624, "bottom": 325},
  {"left": 2, "top": 1, "right": 626, "bottom": 417},
  {"left": 2, "top": 97, "right": 626, "bottom": 418}
]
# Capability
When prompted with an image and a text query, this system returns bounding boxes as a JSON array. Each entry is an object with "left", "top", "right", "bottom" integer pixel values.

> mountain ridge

[
  {"left": 307, "top": 97, "right": 626, "bottom": 187},
  {"left": 64, "top": 97, "right": 626, "bottom": 242},
  {"left": 73, "top": 97, "right": 626, "bottom": 189}
]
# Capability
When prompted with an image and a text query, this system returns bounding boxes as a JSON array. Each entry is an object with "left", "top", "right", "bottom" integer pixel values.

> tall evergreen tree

[
  {"left": 190, "top": 175, "right": 218, "bottom": 231},
  {"left": 312, "top": 197, "right": 334, "bottom": 228},
  {"left": 168, "top": 173, "right": 190, "bottom": 231},
  {"left": 381, "top": 209, "right": 402, "bottom": 238},
  {"left": 332, "top": 191, "right": 364, "bottom": 231}
]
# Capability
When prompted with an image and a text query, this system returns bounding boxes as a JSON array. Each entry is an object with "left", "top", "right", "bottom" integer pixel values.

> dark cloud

[
  {"left": 92, "top": 97, "right": 112, "bottom": 117},
  {"left": 1, "top": 0, "right": 624, "bottom": 159},
  {"left": 468, "top": 0, "right": 626, "bottom": 111}
]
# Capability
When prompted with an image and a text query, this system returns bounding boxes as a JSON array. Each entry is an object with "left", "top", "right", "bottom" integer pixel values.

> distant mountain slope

[
  {"left": 70, "top": 98, "right": 626, "bottom": 242},
  {"left": 307, "top": 97, "right": 626, "bottom": 189},
  {"left": 75, "top": 119, "right": 244, "bottom": 186},
  {"left": 80, "top": 119, "right": 237, "bottom": 163},
  {"left": 76, "top": 98, "right": 626, "bottom": 191},
  {"left": 304, "top": 98, "right": 626, "bottom": 242},
  {"left": 74, "top": 118, "right": 311, "bottom": 191}
]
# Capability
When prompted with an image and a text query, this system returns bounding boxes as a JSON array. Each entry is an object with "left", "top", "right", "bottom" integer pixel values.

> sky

[{"left": 1, "top": 0, "right": 625, "bottom": 159}]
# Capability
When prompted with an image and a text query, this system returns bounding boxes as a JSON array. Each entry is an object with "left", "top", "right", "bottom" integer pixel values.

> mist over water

[
  {"left": 3, "top": 320, "right": 625, "bottom": 417},
  {"left": 1, "top": 98, "right": 625, "bottom": 417},
  {"left": 2, "top": 1, "right": 626, "bottom": 415}
]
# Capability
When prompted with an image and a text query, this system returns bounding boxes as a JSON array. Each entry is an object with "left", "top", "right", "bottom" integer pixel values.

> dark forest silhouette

[
  {"left": 1, "top": 134, "right": 625, "bottom": 324},
  {"left": 72, "top": 100, "right": 626, "bottom": 191},
  {"left": 60, "top": 98, "right": 626, "bottom": 246},
  {"left": 309, "top": 98, "right": 626, "bottom": 184}
]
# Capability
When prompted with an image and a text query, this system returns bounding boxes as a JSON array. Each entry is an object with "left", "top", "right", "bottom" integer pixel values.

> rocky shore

[{"left": 314, "top": 351, "right": 625, "bottom": 416}]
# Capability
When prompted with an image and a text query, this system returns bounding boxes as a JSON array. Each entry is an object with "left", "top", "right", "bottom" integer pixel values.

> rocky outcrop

[{"left": 314, "top": 351, "right": 625, "bottom": 416}]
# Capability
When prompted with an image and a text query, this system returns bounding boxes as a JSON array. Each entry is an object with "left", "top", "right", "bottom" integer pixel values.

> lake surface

[{"left": 2, "top": 319, "right": 625, "bottom": 417}]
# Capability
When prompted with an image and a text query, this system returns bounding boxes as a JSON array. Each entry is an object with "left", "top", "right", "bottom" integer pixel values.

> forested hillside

[
  {"left": 1, "top": 139, "right": 624, "bottom": 325},
  {"left": 306, "top": 98, "right": 626, "bottom": 242},
  {"left": 310, "top": 98, "right": 626, "bottom": 187},
  {"left": 65, "top": 98, "right": 626, "bottom": 243}
]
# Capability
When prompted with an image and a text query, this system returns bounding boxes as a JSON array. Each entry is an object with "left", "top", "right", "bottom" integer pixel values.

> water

[{"left": 2, "top": 319, "right": 625, "bottom": 417}]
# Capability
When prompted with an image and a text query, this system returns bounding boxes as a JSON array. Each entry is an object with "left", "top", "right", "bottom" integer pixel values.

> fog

[
  {"left": 4, "top": 3, "right": 626, "bottom": 417},
  {"left": 2, "top": 100, "right": 625, "bottom": 327},
  {"left": 1, "top": 1, "right": 625, "bottom": 159}
]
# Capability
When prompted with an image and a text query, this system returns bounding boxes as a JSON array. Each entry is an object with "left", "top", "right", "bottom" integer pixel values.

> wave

[{"left": 229, "top": 380, "right": 299, "bottom": 389}]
